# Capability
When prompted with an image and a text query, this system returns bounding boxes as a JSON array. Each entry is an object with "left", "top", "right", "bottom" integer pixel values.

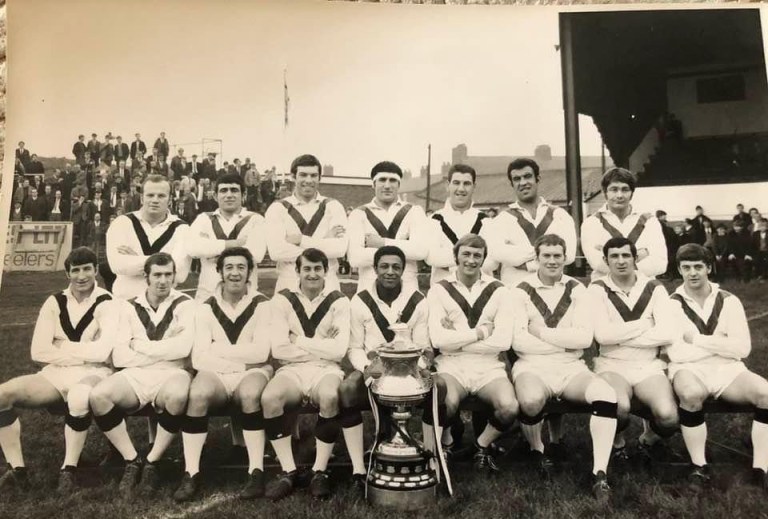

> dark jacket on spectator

[{"left": 726, "top": 229, "right": 754, "bottom": 258}]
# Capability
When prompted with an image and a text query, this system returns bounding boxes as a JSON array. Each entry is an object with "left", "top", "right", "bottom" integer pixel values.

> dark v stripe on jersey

[
  {"left": 431, "top": 213, "right": 487, "bottom": 245},
  {"left": 279, "top": 289, "right": 345, "bottom": 338},
  {"left": 507, "top": 206, "right": 555, "bottom": 245},
  {"left": 670, "top": 291, "right": 731, "bottom": 335},
  {"left": 596, "top": 213, "right": 649, "bottom": 245},
  {"left": 205, "top": 294, "right": 268, "bottom": 344},
  {"left": 517, "top": 279, "right": 579, "bottom": 328},
  {"left": 130, "top": 295, "right": 190, "bottom": 341},
  {"left": 592, "top": 279, "right": 662, "bottom": 322},
  {"left": 362, "top": 204, "right": 412, "bottom": 239},
  {"left": 53, "top": 292, "right": 112, "bottom": 341},
  {"left": 437, "top": 280, "right": 503, "bottom": 328},
  {"left": 357, "top": 290, "right": 425, "bottom": 343},
  {"left": 208, "top": 213, "right": 254, "bottom": 240},
  {"left": 126, "top": 213, "right": 185, "bottom": 255},
  {"left": 280, "top": 199, "right": 329, "bottom": 237}
]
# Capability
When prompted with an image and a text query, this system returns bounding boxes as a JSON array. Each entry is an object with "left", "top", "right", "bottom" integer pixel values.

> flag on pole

[{"left": 284, "top": 69, "right": 289, "bottom": 128}]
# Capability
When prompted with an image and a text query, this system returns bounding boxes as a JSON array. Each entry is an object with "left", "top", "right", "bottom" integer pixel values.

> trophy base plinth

[{"left": 366, "top": 485, "right": 436, "bottom": 509}]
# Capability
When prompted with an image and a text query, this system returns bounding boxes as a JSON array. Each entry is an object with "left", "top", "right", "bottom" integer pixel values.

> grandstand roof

[{"left": 565, "top": 8, "right": 765, "bottom": 167}]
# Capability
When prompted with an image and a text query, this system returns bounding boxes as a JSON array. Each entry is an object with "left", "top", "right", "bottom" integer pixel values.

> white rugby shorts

[
  {"left": 216, "top": 365, "right": 274, "bottom": 399},
  {"left": 273, "top": 361, "right": 344, "bottom": 400},
  {"left": 117, "top": 367, "right": 191, "bottom": 409},
  {"left": 435, "top": 355, "right": 509, "bottom": 395},
  {"left": 593, "top": 357, "right": 667, "bottom": 387},
  {"left": 512, "top": 359, "right": 592, "bottom": 398},
  {"left": 39, "top": 364, "right": 113, "bottom": 399},
  {"left": 668, "top": 360, "right": 748, "bottom": 399}
]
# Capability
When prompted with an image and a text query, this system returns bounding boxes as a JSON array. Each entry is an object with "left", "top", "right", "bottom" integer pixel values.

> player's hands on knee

[
  {"left": 441, "top": 317, "right": 455, "bottom": 330},
  {"left": 327, "top": 326, "right": 339, "bottom": 339}
]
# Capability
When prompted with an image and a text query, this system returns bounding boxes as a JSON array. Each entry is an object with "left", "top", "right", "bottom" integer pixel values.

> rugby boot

[
  {"left": 118, "top": 457, "right": 143, "bottom": 498},
  {"left": 266, "top": 470, "right": 298, "bottom": 502},
  {"left": 473, "top": 444, "right": 500, "bottom": 474},
  {"left": 352, "top": 472, "right": 367, "bottom": 492},
  {"left": 309, "top": 470, "right": 332, "bottom": 499},
  {"left": 57, "top": 466, "right": 78, "bottom": 494},
  {"left": 591, "top": 470, "right": 611, "bottom": 503},
  {"left": 751, "top": 468, "right": 768, "bottom": 492},
  {"left": 687, "top": 464, "right": 711, "bottom": 492},
  {"left": 0, "top": 465, "right": 29, "bottom": 493},
  {"left": 548, "top": 442, "right": 568, "bottom": 463},
  {"left": 99, "top": 444, "right": 125, "bottom": 468},
  {"left": 239, "top": 469, "right": 265, "bottom": 500},
  {"left": 530, "top": 450, "right": 556, "bottom": 480},
  {"left": 173, "top": 472, "right": 202, "bottom": 502},
  {"left": 137, "top": 461, "right": 161, "bottom": 497}
]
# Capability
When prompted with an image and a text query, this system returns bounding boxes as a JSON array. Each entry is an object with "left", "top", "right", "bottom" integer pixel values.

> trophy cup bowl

[{"left": 367, "top": 323, "right": 437, "bottom": 509}]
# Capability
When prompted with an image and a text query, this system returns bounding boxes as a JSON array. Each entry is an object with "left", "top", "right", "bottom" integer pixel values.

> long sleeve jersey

[
  {"left": 581, "top": 204, "right": 667, "bottom": 280},
  {"left": 186, "top": 209, "right": 267, "bottom": 300},
  {"left": 113, "top": 290, "right": 195, "bottom": 369},
  {"left": 426, "top": 203, "right": 490, "bottom": 285}
]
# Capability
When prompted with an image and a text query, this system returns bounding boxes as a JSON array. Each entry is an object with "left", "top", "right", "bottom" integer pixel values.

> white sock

[
  {"left": 146, "top": 425, "right": 176, "bottom": 464},
  {"left": 243, "top": 430, "right": 265, "bottom": 473},
  {"left": 313, "top": 439, "right": 334, "bottom": 472},
  {"left": 613, "top": 431, "right": 626, "bottom": 449},
  {"left": 270, "top": 436, "right": 296, "bottom": 473},
  {"left": 181, "top": 432, "right": 207, "bottom": 476},
  {"left": 590, "top": 415, "right": 617, "bottom": 474},
  {"left": 477, "top": 423, "right": 502, "bottom": 449},
  {"left": 146, "top": 417, "right": 157, "bottom": 444},
  {"left": 0, "top": 419, "right": 24, "bottom": 468},
  {"left": 63, "top": 424, "right": 88, "bottom": 468},
  {"left": 342, "top": 424, "right": 365, "bottom": 475},
  {"left": 104, "top": 421, "right": 138, "bottom": 462},
  {"left": 521, "top": 423, "right": 545, "bottom": 453},
  {"left": 681, "top": 423, "right": 708, "bottom": 467},
  {"left": 752, "top": 420, "right": 768, "bottom": 471},
  {"left": 441, "top": 427, "right": 454, "bottom": 447},
  {"left": 422, "top": 423, "right": 435, "bottom": 453}
]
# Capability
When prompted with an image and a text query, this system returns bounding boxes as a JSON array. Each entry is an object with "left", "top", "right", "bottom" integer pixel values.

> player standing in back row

[{"left": 265, "top": 154, "right": 348, "bottom": 293}]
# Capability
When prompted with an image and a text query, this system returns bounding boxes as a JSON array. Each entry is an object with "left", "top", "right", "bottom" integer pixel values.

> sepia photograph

[{"left": 1, "top": 0, "right": 768, "bottom": 517}]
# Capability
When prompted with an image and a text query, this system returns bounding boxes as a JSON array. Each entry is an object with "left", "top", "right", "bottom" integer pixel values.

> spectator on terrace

[
  {"left": 690, "top": 205, "right": 713, "bottom": 245},
  {"left": 680, "top": 219, "right": 697, "bottom": 247},
  {"left": 734, "top": 203, "right": 751, "bottom": 228},
  {"left": 752, "top": 218, "right": 768, "bottom": 281},
  {"left": 27, "top": 154, "right": 44, "bottom": 175},
  {"left": 656, "top": 209, "right": 679, "bottom": 279},
  {"left": 88, "top": 212, "right": 116, "bottom": 291},
  {"left": 48, "top": 190, "right": 65, "bottom": 222},
  {"left": 100, "top": 133, "right": 114, "bottom": 166},
  {"left": 10, "top": 202, "right": 22, "bottom": 222},
  {"left": 73, "top": 134, "right": 87, "bottom": 165},
  {"left": 154, "top": 131, "right": 170, "bottom": 159},
  {"left": 15, "top": 141, "right": 31, "bottom": 170},
  {"left": 198, "top": 188, "right": 218, "bottom": 213},
  {"left": 14, "top": 158, "right": 25, "bottom": 176},
  {"left": 87, "top": 133, "right": 101, "bottom": 166},
  {"left": 725, "top": 218, "right": 754, "bottom": 283},
  {"left": 749, "top": 207, "right": 762, "bottom": 232},
  {"left": 21, "top": 187, "right": 48, "bottom": 221},
  {"left": 713, "top": 224, "right": 729, "bottom": 282}
]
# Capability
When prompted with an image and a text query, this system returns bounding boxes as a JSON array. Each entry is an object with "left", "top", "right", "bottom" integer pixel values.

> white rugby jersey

[
  {"left": 427, "top": 272, "right": 514, "bottom": 360},
  {"left": 264, "top": 194, "right": 347, "bottom": 293},
  {"left": 426, "top": 203, "right": 490, "bottom": 285},
  {"left": 588, "top": 273, "right": 674, "bottom": 362},
  {"left": 31, "top": 286, "right": 116, "bottom": 367},
  {"left": 666, "top": 283, "right": 751, "bottom": 364},
  {"left": 192, "top": 288, "right": 272, "bottom": 373},
  {"left": 510, "top": 273, "right": 592, "bottom": 364},
  {"left": 485, "top": 198, "right": 577, "bottom": 287},
  {"left": 581, "top": 204, "right": 667, "bottom": 280},
  {"left": 106, "top": 210, "right": 190, "bottom": 299},
  {"left": 348, "top": 198, "right": 428, "bottom": 292},
  {"left": 186, "top": 209, "right": 266, "bottom": 301},
  {"left": 270, "top": 287, "right": 350, "bottom": 365},
  {"left": 348, "top": 282, "right": 429, "bottom": 372},
  {"left": 113, "top": 289, "right": 195, "bottom": 369}
]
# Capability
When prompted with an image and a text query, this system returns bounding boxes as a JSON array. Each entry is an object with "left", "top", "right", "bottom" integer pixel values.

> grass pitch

[{"left": 0, "top": 272, "right": 768, "bottom": 518}]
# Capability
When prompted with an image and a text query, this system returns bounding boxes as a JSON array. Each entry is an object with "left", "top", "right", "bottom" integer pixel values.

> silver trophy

[{"left": 367, "top": 323, "right": 439, "bottom": 509}]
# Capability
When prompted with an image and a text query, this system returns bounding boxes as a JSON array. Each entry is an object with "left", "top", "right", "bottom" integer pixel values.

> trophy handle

[{"left": 365, "top": 386, "right": 379, "bottom": 501}]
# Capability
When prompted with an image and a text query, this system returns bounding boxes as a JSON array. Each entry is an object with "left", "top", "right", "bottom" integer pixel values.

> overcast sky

[{"left": 8, "top": 0, "right": 603, "bottom": 177}]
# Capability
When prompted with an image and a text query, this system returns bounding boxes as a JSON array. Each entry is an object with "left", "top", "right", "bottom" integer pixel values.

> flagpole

[{"left": 425, "top": 144, "right": 432, "bottom": 213}]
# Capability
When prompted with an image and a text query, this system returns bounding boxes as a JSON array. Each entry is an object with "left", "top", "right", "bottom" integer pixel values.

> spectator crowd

[{"left": 10, "top": 133, "right": 289, "bottom": 250}]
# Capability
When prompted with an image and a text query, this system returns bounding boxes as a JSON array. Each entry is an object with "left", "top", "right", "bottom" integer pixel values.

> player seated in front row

[
  {"left": 340, "top": 245, "right": 430, "bottom": 488},
  {"left": 89, "top": 252, "right": 195, "bottom": 498},
  {"left": 0, "top": 247, "right": 116, "bottom": 493},
  {"left": 667, "top": 243, "right": 768, "bottom": 490},
  {"left": 588, "top": 237, "right": 679, "bottom": 460},
  {"left": 262, "top": 248, "right": 350, "bottom": 501},
  {"left": 510, "top": 234, "right": 618, "bottom": 501},
  {"left": 174, "top": 247, "right": 272, "bottom": 502},
  {"left": 428, "top": 233, "right": 519, "bottom": 473}
]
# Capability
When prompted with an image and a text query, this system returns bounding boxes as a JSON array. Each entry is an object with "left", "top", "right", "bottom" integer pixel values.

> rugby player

[
  {"left": 668, "top": 243, "right": 768, "bottom": 489},
  {"left": 581, "top": 168, "right": 667, "bottom": 281},
  {"left": 511, "top": 234, "right": 617, "bottom": 500},
  {"left": 265, "top": 154, "right": 348, "bottom": 293},
  {"left": 173, "top": 247, "right": 273, "bottom": 502},
  {"left": 589, "top": 237, "right": 678, "bottom": 459},
  {"left": 340, "top": 245, "right": 429, "bottom": 485},
  {"left": 348, "top": 161, "right": 428, "bottom": 293},
  {"left": 90, "top": 253, "right": 194, "bottom": 497},
  {"left": 0, "top": 247, "right": 115, "bottom": 492},
  {"left": 426, "top": 164, "right": 490, "bottom": 285},
  {"left": 106, "top": 174, "right": 190, "bottom": 299},
  {"left": 263, "top": 248, "right": 350, "bottom": 500},
  {"left": 428, "top": 233, "right": 519, "bottom": 473},
  {"left": 485, "top": 158, "right": 577, "bottom": 287},
  {"left": 186, "top": 172, "right": 266, "bottom": 302}
]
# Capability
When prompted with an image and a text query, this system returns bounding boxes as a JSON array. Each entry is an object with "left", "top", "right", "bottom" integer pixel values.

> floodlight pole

[{"left": 425, "top": 144, "right": 432, "bottom": 213}]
